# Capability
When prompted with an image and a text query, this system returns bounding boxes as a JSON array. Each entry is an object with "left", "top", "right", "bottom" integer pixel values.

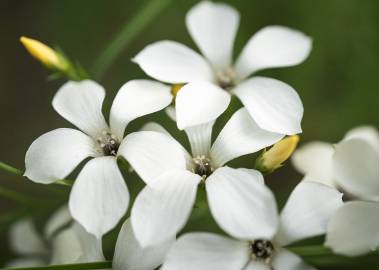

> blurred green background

[{"left": 0, "top": 0, "right": 378, "bottom": 269}]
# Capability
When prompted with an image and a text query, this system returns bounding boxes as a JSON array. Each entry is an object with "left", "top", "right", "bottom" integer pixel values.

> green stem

[
  {"left": 55, "top": 179, "right": 74, "bottom": 186},
  {"left": 0, "top": 161, "right": 73, "bottom": 187},
  {"left": 6, "top": 261, "right": 112, "bottom": 270},
  {"left": 0, "top": 161, "right": 23, "bottom": 176},
  {"left": 91, "top": 0, "right": 173, "bottom": 79}
]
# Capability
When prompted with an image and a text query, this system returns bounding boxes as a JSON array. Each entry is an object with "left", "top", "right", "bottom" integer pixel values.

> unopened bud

[
  {"left": 20, "top": 36, "right": 67, "bottom": 70},
  {"left": 256, "top": 135, "right": 300, "bottom": 174}
]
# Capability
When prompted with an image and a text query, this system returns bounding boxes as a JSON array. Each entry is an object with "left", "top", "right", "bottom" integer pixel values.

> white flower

[
  {"left": 113, "top": 219, "right": 175, "bottom": 270},
  {"left": 133, "top": 1, "right": 311, "bottom": 135},
  {"left": 292, "top": 125, "right": 379, "bottom": 192},
  {"left": 6, "top": 206, "right": 104, "bottom": 268},
  {"left": 325, "top": 127, "right": 379, "bottom": 256},
  {"left": 292, "top": 125, "right": 379, "bottom": 256},
  {"left": 161, "top": 181, "right": 343, "bottom": 270},
  {"left": 120, "top": 81, "right": 284, "bottom": 247},
  {"left": 24, "top": 79, "right": 172, "bottom": 238}
]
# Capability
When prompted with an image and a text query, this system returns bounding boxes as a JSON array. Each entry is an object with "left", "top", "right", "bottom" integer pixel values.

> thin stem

[
  {"left": 0, "top": 161, "right": 23, "bottom": 176},
  {"left": 6, "top": 261, "right": 112, "bottom": 270},
  {"left": 0, "top": 160, "right": 73, "bottom": 187},
  {"left": 91, "top": 0, "right": 173, "bottom": 79},
  {"left": 55, "top": 179, "right": 74, "bottom": 186}
]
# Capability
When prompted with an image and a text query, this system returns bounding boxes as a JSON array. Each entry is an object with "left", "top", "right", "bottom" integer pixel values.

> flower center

[
  {"left": 192, "top": 155, "right": 214, "bottom": 180},
  {"left": 97, "top": 131, "right": 120, "bottom": 156},
  {"left": 250, "top": 239, "right": 275, "bottom": 263},
  {"left": 216, "top": 67, "right": 237, "bottom": 90}
]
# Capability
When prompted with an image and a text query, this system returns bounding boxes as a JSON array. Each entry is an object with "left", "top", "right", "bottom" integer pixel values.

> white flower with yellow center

[
  {"left": 24, "top": 79, "right": 172, "bottom": 238},
  {"left": 133, "top": 1, "right": 311, "bottom": 136},
  {"left": 161, "top": 181, "right": 343, "bottom": 270},
  {"left": 120, "top": 82, "right": 284, "bottom": 247}
]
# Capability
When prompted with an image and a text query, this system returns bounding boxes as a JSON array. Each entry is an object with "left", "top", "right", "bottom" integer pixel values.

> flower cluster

[{"left": 7, "top": 1, "right": 378, "bottom": 270}]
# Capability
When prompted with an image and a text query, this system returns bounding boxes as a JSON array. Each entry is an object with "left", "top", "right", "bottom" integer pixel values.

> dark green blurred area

[{"left": 0, "top": 0, "right": 378, "bottom": 269}]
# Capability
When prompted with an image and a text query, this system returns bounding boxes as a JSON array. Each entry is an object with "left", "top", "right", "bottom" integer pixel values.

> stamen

[
  {"left": 216, "top": 67, "right": 237, "bottom": 90},
  {"left": 250, "top": 239, "right": 275, "bottom": 264},
  {"left": 192, "top": 155, "right": 214, "bottom": 180},
  {"left": 97, "top": 131, "right": 120, "bottom": 156}
]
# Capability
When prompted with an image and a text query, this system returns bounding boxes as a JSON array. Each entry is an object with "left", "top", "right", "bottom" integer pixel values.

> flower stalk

[{"left": 0, "top": 160, "right": 73, "bottom": 187}]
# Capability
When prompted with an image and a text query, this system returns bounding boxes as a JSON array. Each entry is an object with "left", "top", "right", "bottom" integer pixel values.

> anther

[
  {"left": 250, "top": 239, "right": 275, "bottom": 264},
  {"left": 217, "top": 67, "right": 237, "bottom": 90},
  {"left": 97, "top": 131, "right": 120, "bottom": 156},
  {"left": 193, "top": 155, "right": 214, "bottom": 180}
]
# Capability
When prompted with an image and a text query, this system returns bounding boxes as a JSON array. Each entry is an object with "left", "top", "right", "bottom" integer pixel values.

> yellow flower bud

[
  {"left": 20, "top": 36, "right": 66, "bottom": 70},
  {"left": 256, "top": 135, "right": 300, "bottom": 173}
]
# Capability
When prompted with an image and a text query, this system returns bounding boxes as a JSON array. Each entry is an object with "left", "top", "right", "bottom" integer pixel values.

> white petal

[
  {"left": 69, "top": 223, "right": 104, "bottom": 262},
  {"left": 185, "top": 122, "right": 213, "bottom": 157},
  {"left": 333, "top": 139, "right": 379, "bottom": 200},
  {"left": 131, "top": 169, "right": 201, "bottom": 247},
  {"left": 272, "top": 249, "right": 316, "bottom": 270},
  {"left": 277, "top": 181, "right": 343, "bottom": 246},
  {"left": 109, "top": 80, "right": 172, "bottom": 139},
  {"left": 325, "top": 201, "right": 379, "bottom": 256},
  {"left": 244, "top": 261, "right": 271, "bottom": 270},
  {"left": 133, "top": 40, "right": 214, "bottom": 83},
  {"left": 165, "top": 105, "right": 177, "bottom": 122},
  {"left": 9, "top": 219, "right": 46, "bottom": 255},
  {"left": 119, "top": 131, "right": 187, "bottom": 186},
  {"left": 343, "top": 125, "right": 379, "bottom": 152},
  {"left": 113, "top": 220, "right": 175, "bottom": 270},
  {"left": 210, "top": 108, "right": 283, "bottom": 166},
  {"left": 139, "top": 123, "right": 193, "bottom": 168},
  {"left": 235, "top": 26, "right": 312, "bottom": 78},
  {"left": 44, "top": 205, "right": 72, "bottom": 239},
  {"left": 291, "top": 141, "right": 335, "bottom": 187},
  {"left": 234, "top": 77, "right": 303, "bottom": 135},
  {"left": 25, "top": 128, "right": 97, "bottom": 184},
  {"left": 50, "top": 225, "right": 82, "bottom": 264},
  {"left": 140, "top": 122, "right": 171, "bottom": 136},
  {"left": 237, "top": 168, "right": 265, "bottom": 185},
  {"left": 301, "top": 175, "right": 335, "bottom": 189},
  {"left": 186, "top": 1, "right": 239, "bottom": 69},
  {"left": 52, "top": 80, "right": 108, "bottom": 138},
  {"left": 69, "top": 156, "right": 129, "bottom": 238},
  {"left": 161, "top": 233, "right": 249, "bottom": 270},
  {"left": 50, "top": 222, "right": 104, "bottom": 264},
  {"left": 176, "top": 82, "right": 230, "bottom": 130},
  {"left": 206, "top": 167, "right": 278, "bottom": 240}
]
